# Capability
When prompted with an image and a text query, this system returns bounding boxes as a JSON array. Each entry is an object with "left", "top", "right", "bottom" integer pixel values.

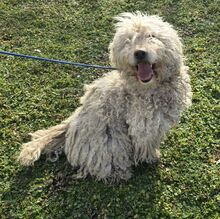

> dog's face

[{"left": 109, "top": 12, "right": 183, "bottom": 84}]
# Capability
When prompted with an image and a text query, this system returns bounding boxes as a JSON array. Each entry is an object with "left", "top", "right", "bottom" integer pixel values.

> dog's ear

[{"left": 108, "top": 41, "right": 117, "bottom": 67}]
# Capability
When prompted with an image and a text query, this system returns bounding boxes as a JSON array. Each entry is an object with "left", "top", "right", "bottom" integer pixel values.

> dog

[{"left": 19, "top": 12, "right": 192, "bottom": 182}]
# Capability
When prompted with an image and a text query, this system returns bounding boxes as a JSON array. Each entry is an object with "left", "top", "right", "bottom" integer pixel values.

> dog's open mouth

[{"left": 136, "top": 63, "right": 155, "bottom": 83}]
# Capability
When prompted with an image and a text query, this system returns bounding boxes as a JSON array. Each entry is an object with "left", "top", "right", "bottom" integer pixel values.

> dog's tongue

[{"left": 137, "top": 63, "right": 153, "bottom": 81}]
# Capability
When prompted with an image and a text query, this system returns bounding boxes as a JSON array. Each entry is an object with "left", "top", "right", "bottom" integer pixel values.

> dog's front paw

[
  {"left": 145, "top": 148, "right": 160, "bottom": 164},
  {"left": 18, "top": 142, "right": 42, "bottom": 166}
]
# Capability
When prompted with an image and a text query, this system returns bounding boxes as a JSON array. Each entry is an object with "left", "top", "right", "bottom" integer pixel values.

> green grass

[{"left": 0, "top": 0, "right": 219, "bottom": 218}]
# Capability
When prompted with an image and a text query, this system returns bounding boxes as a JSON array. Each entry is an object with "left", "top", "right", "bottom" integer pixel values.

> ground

[{"left": 0, "top": 0, "right": 219, "bottom": 218}]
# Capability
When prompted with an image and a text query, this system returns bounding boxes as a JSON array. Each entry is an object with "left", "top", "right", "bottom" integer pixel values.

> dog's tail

[{"left": 18, "top": 116, "right": 72, "bottom": 166}]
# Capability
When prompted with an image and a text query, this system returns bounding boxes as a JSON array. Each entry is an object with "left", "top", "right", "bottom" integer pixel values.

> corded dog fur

[{"left": 19, "top": 12, "right": 192, "bottom": 182}]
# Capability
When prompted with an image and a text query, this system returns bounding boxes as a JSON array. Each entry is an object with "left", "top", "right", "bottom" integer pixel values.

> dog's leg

[
  {"left": 102, "top": 123, "right": 133, "bottom": 182},
  {"left": 132, "top": 135, "right": 161, "bottom": 165},
  {"left": 18, "top": 115, "right": 73, "bottom": 166},
  {"left": 65, "top": 112, "right": 133, "bottom": 182},
  {"left": 127, "top": 114, "right": 162, "bottom": 165}
]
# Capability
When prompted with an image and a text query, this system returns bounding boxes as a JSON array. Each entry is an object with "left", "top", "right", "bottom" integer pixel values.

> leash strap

[{"left": 0, "top": 50, "right": 117, "bottom": 70}]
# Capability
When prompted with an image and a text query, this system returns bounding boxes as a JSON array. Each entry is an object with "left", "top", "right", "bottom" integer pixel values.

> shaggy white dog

[{"left": 19, "top": 12, "right": 192, "bottom": 182}]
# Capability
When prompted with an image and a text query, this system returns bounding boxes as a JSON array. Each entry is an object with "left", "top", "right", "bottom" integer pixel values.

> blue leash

[{"left": 0, "top": 50, "right": 117, "bottom": 70}]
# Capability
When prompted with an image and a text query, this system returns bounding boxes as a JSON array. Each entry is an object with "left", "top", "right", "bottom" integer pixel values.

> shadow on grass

[
  {"left": 46, "top": 161, "right": 163, "bottom": 218},
  {"left": 2, "top": 154, "right": 163, "bottom": 218}
]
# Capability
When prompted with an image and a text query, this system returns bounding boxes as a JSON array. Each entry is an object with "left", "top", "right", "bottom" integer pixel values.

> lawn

[{"left": 0, "top": 0, "right": 219, "bottom": 218}]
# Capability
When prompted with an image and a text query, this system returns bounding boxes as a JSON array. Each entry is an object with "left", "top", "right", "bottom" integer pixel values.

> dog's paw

[
  {"left": 18, "top": 142, "right": 41, "bottom": 166},
  {"left": 145, "top": 149, "right": 160, "bottom": 164}
]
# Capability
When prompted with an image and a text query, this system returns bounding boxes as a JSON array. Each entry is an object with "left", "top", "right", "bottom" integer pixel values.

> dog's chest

[
  {"left": 125, "top": 91, "right": 176, "bottom": 142},
  {"left": 126, "top": 94, "right": 159, "bottom": 133}
]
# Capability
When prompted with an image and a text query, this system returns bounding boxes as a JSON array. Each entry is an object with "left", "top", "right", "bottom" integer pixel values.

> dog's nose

[{"left": 134, "top": 50, "right": 147, "bottom": 61}]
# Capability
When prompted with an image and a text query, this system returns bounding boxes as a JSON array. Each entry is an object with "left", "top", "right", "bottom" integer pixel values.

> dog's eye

[
  {"left": 125, "top": 39, "right": 131, "bottom": 44},
  {"left": 146, "top": 34, "right": 155, "bottom": 38},
  {"left": 149, "top": 34, "right": 156, "bottom": 38}
]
